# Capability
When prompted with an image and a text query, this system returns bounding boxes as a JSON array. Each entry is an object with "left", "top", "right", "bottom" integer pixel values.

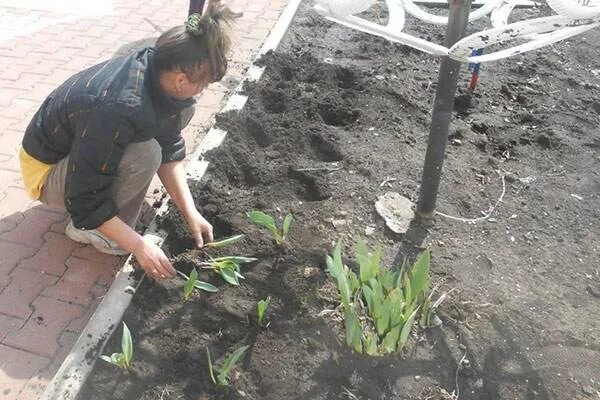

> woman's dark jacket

[{"left": 22, "top": 47, "right": 194, "bottom": 230}]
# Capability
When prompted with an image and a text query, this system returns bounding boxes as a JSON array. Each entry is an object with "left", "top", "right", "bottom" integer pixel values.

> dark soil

[{"left": 81, "top": 3, "right": 600, "bottom": 400}]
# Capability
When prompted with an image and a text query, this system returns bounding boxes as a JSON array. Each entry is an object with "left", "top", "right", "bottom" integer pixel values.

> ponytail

[{"left": 153, "top": 0, "right": 240, "bottom": 82}]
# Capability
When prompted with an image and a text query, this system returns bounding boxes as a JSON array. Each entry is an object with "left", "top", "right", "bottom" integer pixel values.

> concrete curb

[{"left": 40, "top": 1, "right": 302, "bottom": 398}]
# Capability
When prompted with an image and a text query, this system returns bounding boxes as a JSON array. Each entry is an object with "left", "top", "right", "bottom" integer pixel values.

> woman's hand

[
  {"left": 187, "top": 210, "right": 214, "bottom": 248},
  {"left": 133, "top": 236, "right": 176, "bottom": 280}
]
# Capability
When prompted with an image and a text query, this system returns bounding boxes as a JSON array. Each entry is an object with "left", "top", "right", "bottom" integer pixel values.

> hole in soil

[
  {"left": 280, "top": 66, "right": 294, "bottom": 81},
  {"left": 211, "top": 215, "right": 234, "bottom": 238},
  {"left": 310, "top": 132, "right": 344, "bottom": 162},
  {"left": 336, "top": 67, "right": 356, "bottom": 89},
  {"left": 288, "top": 168, "right": 332, "bottom": 201},
  {"left": 246, "top": 117, "right": 271, "bottom": 147},
  {"left": 261, "top": 88, "right": 287, "bottom": 113},
  {"left": 317, "top": 101, "right": 359, "bottom": 127}
]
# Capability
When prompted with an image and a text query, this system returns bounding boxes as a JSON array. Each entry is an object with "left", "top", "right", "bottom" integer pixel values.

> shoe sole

[{"left": 66, "top": 222, "right": 130, "bottom": 256}]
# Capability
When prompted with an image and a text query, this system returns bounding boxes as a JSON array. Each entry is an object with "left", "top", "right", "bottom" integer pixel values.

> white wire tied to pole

[
  {"left": 313, "top": 0, "right": 600, "bottom": 63},
  {"left": 435, "top": 171, "right": 507, "bottom": 224}
]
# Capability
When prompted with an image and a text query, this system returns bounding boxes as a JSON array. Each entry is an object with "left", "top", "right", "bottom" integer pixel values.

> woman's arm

[{"left": 158, "top": 160, "right": 213, "bottom": 246}]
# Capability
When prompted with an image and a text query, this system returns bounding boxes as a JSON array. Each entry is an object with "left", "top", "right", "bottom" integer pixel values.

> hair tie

[{"left": 185, "top": 13, "right": 205, "bottom": 36}]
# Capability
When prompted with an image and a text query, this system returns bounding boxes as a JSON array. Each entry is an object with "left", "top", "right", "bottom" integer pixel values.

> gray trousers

[{"left": 40, "top": 139, "right": 162, "bottom": 229}]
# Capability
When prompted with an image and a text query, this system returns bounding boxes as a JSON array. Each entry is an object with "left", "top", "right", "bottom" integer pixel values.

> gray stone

[{"left": 375, "top": 192, "right": 415, "bottom": 234}]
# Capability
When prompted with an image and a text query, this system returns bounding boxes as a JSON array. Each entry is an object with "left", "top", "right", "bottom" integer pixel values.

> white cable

[
  {"left": 449, "top": 14, "right": 600, "bottom": 61},
  {"left": 314, "top": 4, "right": 449, "bottom": 54},
  {"left": 490, "top": 0, "right": 518, "bottom": 27},
  {"left": 546, "top": 0, "right": 600, "bottom": 19},
  {"left": 435, "top": 173, "right": 506, "bottom": 224},
  {"left": 386, "top": 0, "right": 407, "bottom": 34},
  {"left": 401, "top": 0, "right": 504, "bottom": 25},
  {"left": 314, "top": 0, "right": 375, "bottom": 16}
]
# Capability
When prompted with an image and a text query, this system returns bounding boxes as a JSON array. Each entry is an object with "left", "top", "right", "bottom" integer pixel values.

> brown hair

[{"left": 153, "top": 0, "right": 239, "bottom": 83}]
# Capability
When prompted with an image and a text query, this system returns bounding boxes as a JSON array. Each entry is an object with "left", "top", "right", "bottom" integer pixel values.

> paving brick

[
  {"left": 29, "top": 48, "right": 77, "bottom": 63},
  {"left": 0, "top": 68, "right": 23, "bottom": 81},
  {"left": 19, "top": 83, "right": 56, "bottom": 102},
  {"left": 0, "top": 240, "right": 36, "bottom": 279},
  {"left": 49, "top": 214, "right": 69, "bottom": 234},
  {"left": 15, "top": 375, "right": 48, "bottom": 400},
  {"left": 0, "top": 131, "right": 22, "bottom": 156},
  {"left": 0, "top": 98, "right": 39, "bottom": 120},
  {"left": 71, "top": 245, "right": 124, "bottom": 267},
  {"left": 0, "top": 268, "right": 58, "bottom": 319},
  {"left": 243, "top": 27, "right": 271, "bottom": 41},
  {"left": 15, "top": 329, "right": 79, "bottom": 400},
  {"left": 0, "top": 187, "right": 34, "bottom": 217},
  {"left": 0, "top": 152, "right": 21, "bottom": 172},
  {"left": 0, "top": 169, "right": 22, "bottom": 192},
  {"left": 0, "top": 344, "right": 49, "bottom": 400},
  {"left": 2, "top": 72, "right": 42, "bottom": 91},
  {"left": 58, "top": 55, "right": 98, "bottom": 72},
  {"left": 0, "top": 88, "right": 26, "bottom": 107},
  {"left": 41, "top": 256, "right": 116, "bottom": 305},
  {"left": 66, "top": 284, "right": 107, "bottom": 333},
  {"left": 0, "top": 313, "right": 24, "bottom": 341},
  {"left": 19, "top": 231, "right": 82, "bottom": 277},
  {"left": 3, "top": 296, "right": 84, "bottom": 358},
  {"left": 0, "top": 207, "right": 66, "bottom": 249}
]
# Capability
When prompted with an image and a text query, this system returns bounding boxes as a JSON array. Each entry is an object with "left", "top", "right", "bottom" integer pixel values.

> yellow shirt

[{"left": 18, "top": 147, "right": 54, "bottom": 200}]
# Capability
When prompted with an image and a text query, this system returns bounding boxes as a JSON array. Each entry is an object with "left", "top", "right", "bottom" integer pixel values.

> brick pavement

[{"left": 0, "top": 0, "right": 288, "bottom": 398}]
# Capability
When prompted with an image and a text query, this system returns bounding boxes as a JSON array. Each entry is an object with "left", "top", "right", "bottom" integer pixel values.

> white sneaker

[{"left": 65, "top": 220, "right": 130, "bottom": 256}]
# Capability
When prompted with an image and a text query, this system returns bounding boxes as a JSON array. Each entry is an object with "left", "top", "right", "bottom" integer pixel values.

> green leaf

[
  {"left": 257, "top": 296, "right": 271, "bottom": 326},
  {"left": 362, "top": 285, "right": 376, "bottom": 317},
  {"left": 247, "top": 211, "right": 279, "bottom": 241},
  {"left": 183, "top": 268, "right": 198, "bottom": 301},
  {"left": 327, "top": 242, "right": 352, "bottom": 309},
  {"left": 218, "top": 345, "right": 249, "bottom": 385},
  {"left": 409, "top": 249, "right": 430, "bottom": 300},
  {"left": 364, "top": 332, "right": 379, "bottom": 356},
  {"left": 326, "top": 242, "right": 344, "bottom": 279},
  {"left": 282, "top": 213, "right": 294, "bottom": 239},
  {"left": 206, "top": 348, "right": 217, "bottom": 385},
  {"left": 403, "top": 274, "right": 412, "bottom": 308},
  {"left": 380, "top": 269, "right": 397, "bottom": 293},
  {"left": 99, "top": 355, "right": 115, "bottom": 365},
  {"left": 194, "top": 280, "right": 218, "bottom": 292},
  {"left": 205, "top": 234, "right": 245, "bottom": 248},
  {"left": 213, "top": 256, "right": 258, "bottom": 264},
  {"left": 376, "top": 298, "right": 392, "bottom": 337},
  {"left": 388, "top": 290, "right": 405, "bottom": 328},
  {"left": 370, "top": 244, "right": 382, "bottom": 274},
  {"left": 344, "top": 310, "right": 363, "bottom": 353},
  {"left": 368, "top": 278, "right": 384, "bottom": 320},
  {"left": 348, "top": 270, "right": 360, "bottom": 292},
  {"left": 382, "top": 326, "right": 401, "bottom": 353},
  {"left": 121, "top": 322, "right": 133, "bottom": 368},
  {"left": 356, "top": 240, "right": 371, "bottom": 282},
  {"left": 219, "top": 267, "right": 239, "bottom": 285},
  {"left": 398, "top": 309, "right": 418, "bottom": 351}
]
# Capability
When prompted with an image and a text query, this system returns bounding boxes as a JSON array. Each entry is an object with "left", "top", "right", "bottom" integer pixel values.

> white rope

[{"left": 435, "top": 171, "right": 506, "bottom": 224}]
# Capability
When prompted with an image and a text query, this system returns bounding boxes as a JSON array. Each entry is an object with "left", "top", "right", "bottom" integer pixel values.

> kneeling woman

[{"left": 19, "top": 2, "right": 238, "bottom": 280}]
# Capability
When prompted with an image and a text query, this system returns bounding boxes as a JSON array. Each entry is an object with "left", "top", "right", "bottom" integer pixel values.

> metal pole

[{"left": 416, "top": 0, "right": 472, "bottom": 218}]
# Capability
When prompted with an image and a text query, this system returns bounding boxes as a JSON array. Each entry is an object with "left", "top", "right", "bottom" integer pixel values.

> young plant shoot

[
  {"left": 199, "top": 256, "right": 258, "bottom": 286},
  {"left": 207, "top": 345, "right": 250, "bottom": 386},
  {"left": 178, "top": 268, "right": 218, "bottom": 302},
  {"left": 247, "top": 211, "right": 293, "bottom": 245},
  {"left": 100, "top": 322, "right": 134, "bottom": 370},
  {"left": 205, "top": 234, "right": 245, "bottom": 248},
  {"left": 257, "top": 296, "right": 271, "bottom": 326},
  {"left": 326, "top": 240, "right": 433, "bottom": 355}
]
